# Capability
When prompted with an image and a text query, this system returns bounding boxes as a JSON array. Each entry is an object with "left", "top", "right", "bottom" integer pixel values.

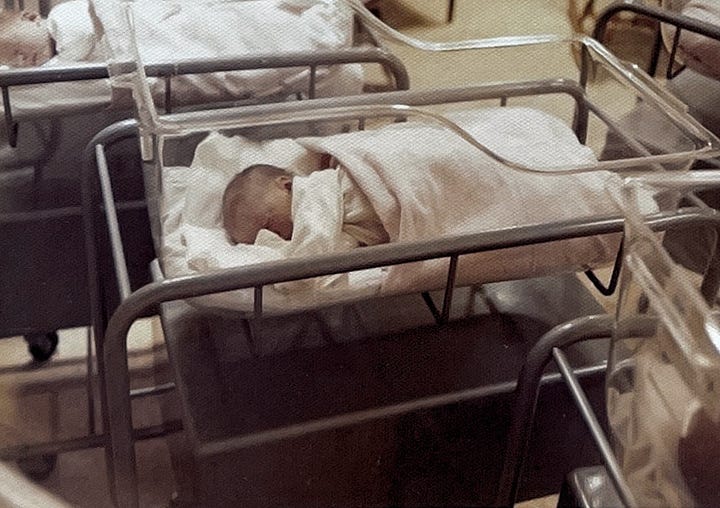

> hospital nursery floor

[{"left": 0, "top": 0, "right": 650, "bottom": 506}]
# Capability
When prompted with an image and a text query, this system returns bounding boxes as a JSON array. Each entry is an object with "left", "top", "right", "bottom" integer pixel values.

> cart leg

[
  {"left": 17, "top": 453, "right": 57, "bottom": 481},
  {"left": 24, "top": 331, "right": 59, "bottom": 362}
]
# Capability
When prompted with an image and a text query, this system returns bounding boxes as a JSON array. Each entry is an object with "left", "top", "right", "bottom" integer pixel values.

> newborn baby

[
  {"left": 222, "top": 163, "right": 389, "bottom": 248},
  {"left": 0, "top": 1, "right": 107, "bottom": 67},
  {"left": 0, "top": 9, "right": 55, "bottom": 67}
]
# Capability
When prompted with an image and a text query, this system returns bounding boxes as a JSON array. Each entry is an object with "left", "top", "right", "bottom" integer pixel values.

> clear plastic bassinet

[{"left": 607, "top": 171, "right": 720, "bottom": 508}]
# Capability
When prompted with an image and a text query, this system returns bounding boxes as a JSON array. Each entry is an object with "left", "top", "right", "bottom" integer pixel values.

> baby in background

[
  {"left": 0, "top": 9, "right": 55, "bottom": 67},
  {"left": 222, "top": 163, "right": 389, "bottom": 248},
  {"left": 0, "top": 1, "right": 103, "bottom": 67}
]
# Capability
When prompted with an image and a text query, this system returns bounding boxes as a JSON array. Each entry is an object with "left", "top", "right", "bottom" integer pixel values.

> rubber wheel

[
  {"left": 17, "top": 453, "right": 57, "bottom": 481},
  {"left": 25, "top": 332, "right": 59, "bottom": 362}
]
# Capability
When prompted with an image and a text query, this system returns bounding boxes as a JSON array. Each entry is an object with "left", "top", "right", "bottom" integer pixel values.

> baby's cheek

[
  {"left": 5, "top": 46, "right": 30, "bottom": 67},
  {"left": 12, "top": 49, "right": 26, "bottom": 67},
  {"left": 267, "top": 214, "right": 293, "bottom": 241},
  {"left": 33, "top": 42, "right": 53, "bottom": 65}
]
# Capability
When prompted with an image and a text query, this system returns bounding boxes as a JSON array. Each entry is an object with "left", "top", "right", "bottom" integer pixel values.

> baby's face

[
  {"left": 0, "top": 12, "right": 53, "bottom": 67},
  {"left": 227, "top": 175, "right": 293, "bottom": 244}
]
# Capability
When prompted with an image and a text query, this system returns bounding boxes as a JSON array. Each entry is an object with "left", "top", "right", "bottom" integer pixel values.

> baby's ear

[{"left": 276, "top": 175, "right": 293, "bottom": 191}]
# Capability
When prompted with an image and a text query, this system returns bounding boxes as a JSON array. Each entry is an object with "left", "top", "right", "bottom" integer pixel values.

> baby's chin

[
  {"left": 19, "top": 52, "right": 51, "bottom": 67},
  {"left": 26, "top": 41, "right": 54, "bottom": 66}
]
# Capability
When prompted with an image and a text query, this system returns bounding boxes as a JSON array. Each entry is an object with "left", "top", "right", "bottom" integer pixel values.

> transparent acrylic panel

[{"left": 608, "top": 172, "right": 720, "bottom": 507}]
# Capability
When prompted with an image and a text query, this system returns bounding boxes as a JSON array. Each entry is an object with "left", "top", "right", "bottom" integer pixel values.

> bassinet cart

[
  {"left": 498, "top": 170, "right": 720, "bottom": 507},
  {"left": 89, "top": 0, "right": 720, "bottom": 505}
]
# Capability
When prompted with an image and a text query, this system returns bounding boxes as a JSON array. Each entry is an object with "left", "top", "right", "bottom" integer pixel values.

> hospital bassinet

[
  {"left": 84, "top": 2, "right": 720, "bottom": 501},
  {"left": 497, "top": 170, "right": 720, "bottom": 507}
]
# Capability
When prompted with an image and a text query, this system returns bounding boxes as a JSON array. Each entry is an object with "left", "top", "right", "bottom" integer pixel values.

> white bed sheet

[{"left": 160, "top": 107, "right": 642, "bottom": 314}]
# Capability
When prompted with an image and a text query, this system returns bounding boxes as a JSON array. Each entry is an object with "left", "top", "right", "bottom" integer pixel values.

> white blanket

[
  {"left": 299, "top": 109, "right": 620, "bottom": 294},
  {"left": 162, "top": 107, "right": 634, "bottom": 313},
  {"left": 116, "top": 0, "right": 362, "bottom": 104}
]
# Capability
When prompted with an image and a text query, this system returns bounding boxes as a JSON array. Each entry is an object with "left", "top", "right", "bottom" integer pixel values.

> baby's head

[
  {"left": 0, "top": 10, "right": 53, "bottom": 67},
  {"left": 222, "top": 164, "right": 294, "bottom": 245}
]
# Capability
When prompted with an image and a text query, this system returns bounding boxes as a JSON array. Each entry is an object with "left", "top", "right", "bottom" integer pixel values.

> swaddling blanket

[
  {"left": 164, "top": 107, "right": 627, "bottom": 313},
  {"left": 298, "top": 109, "right": 619, "bottom": 294}
]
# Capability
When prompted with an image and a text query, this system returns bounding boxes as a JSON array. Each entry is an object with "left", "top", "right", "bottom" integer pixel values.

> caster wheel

[
  {"left": 17, "top": 453, "right": 57, "bottom": 481},
  {"left": 25, "top": 332, "right": 59, "bottom": 362}
]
